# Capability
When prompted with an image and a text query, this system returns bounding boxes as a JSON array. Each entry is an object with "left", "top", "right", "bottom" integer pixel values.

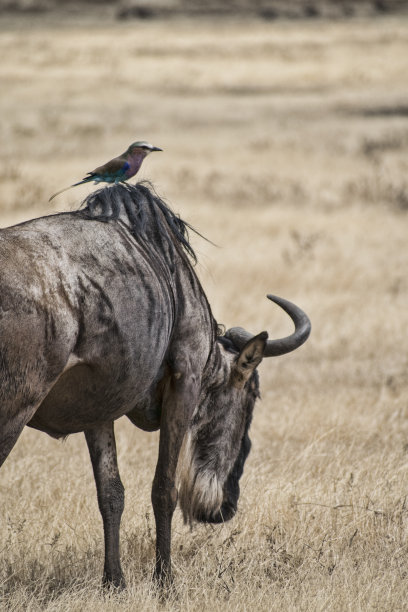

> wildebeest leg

[
  {"left": 0, "top": 407, "right": 38, "bottom": 468},
  {"left": 151, "top": 368, "right": 198, "bottom": 587},
  {"left": 85, "top": 422, "right": 125, "bottom": 589}
]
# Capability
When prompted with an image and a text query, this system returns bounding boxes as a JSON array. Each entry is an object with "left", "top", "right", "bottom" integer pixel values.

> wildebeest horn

[{"left": 224, "top": 294, "right": 311, "bottom": 357}]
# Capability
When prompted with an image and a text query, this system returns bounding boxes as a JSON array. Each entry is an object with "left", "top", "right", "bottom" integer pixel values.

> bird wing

[{"left": 88, "top": 157, "right": 130, "bottom": 178}]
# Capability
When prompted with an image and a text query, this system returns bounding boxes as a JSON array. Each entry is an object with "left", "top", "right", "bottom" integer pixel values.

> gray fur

[{"left": 0, "top": 183, "right": 310, "bottom": 588}]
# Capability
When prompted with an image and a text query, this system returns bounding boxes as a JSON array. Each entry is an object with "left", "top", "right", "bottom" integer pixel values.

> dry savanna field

[{"left": 1, "top": 11, "right": 408, "bottom": 611}]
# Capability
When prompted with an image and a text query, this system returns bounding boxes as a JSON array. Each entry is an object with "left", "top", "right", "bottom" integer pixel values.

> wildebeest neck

[{"left": 79, "top": 182, "right": 198, "bottom": 266}]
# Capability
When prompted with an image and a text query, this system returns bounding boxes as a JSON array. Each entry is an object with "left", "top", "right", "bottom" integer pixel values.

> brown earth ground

[{"left": 1, "top": 12, "right": 408, "bottom": 612}]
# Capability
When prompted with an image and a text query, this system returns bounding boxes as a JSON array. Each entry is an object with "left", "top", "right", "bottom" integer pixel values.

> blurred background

[{"left": 1, "top": 2, "right": 408, "bottom": 610}]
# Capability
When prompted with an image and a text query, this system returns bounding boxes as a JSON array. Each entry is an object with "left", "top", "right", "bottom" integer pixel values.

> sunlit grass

[{"left": 1, "top": 14, "right": 408, "bottom": 611}]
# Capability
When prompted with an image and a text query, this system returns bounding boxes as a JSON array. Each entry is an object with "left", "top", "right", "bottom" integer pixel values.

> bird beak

[{"left": 152, "top": 147, "right": 163, "bottom": 152}]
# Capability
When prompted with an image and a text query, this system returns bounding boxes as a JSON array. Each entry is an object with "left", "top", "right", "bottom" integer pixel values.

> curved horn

[{"left": 224, "top": 294, "right": 311, "bottom": 357}]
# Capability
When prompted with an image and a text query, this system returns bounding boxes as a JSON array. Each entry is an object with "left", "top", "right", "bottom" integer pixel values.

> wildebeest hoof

[
  {"left": 153, "top": 566, "right": 174, "bottom": 588},
  {"left": 153, "top": 570, "right": 177, "bottom": 601},
  {"left": 102, "top": 572, "right": 126, "bottom": 591}
]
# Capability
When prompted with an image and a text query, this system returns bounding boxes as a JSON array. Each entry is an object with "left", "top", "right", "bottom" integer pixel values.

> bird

[{"left": 49, "top": 141, "right": 162, "bottom": 201}]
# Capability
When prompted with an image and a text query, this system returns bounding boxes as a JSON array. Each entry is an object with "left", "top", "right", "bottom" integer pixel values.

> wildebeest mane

[
  {"left": 78, "top": 182, "right": 199, "bottom": 264},
  {"left": 78, "top": 181, "right": 224, "bottom": 342}
]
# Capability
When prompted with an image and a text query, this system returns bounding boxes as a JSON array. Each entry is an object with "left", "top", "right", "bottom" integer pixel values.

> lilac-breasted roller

[{"left": 49, "top": 141, "right": 162, "bottom": 201}]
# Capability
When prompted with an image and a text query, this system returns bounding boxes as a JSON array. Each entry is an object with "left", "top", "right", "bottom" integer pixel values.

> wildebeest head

[{"left": 177, "top": 295, "right": 310, "bottom": 525}]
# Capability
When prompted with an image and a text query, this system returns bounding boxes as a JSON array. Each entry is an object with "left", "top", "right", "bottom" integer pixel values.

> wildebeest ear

[{"left": 232, "top": 331, "right": 268, "bottom": 388}]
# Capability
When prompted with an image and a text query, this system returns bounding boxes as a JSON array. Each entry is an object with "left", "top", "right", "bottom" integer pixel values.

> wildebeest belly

[{"left": 27, "top": 361, "right": 160, "bottom": 438}]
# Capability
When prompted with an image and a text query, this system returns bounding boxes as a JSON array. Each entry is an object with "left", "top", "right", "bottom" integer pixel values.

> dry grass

[{"left": 1, "top": 14, "right": 408, "bottom": 611}]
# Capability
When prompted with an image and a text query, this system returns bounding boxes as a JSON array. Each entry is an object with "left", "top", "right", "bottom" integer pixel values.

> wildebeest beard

[{"left": 177, "top": 364, "right": 260, "bottom": 526}]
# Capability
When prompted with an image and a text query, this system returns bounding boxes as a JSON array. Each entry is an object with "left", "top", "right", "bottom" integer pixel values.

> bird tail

[{"left": 48, "top": 178, "right": 92, "bottom": 202}]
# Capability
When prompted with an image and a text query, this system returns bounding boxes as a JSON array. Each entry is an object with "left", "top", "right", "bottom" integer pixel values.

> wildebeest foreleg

[
  {"left": 0, "top": 406, "right": 38, "bottom": 468},
  {"left": 85, "top": 422, "right": 125, "bottom": 589},
  {"left": 151, "top": 367, "right": 198, "bottom": 587}
]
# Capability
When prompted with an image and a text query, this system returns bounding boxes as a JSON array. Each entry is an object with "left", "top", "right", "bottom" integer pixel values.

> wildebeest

[{"left": 0, "top": 183, "right": 311, "bottom": 588}]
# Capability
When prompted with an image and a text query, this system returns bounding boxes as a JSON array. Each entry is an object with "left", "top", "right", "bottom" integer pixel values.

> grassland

[{"left": 1, "top": 14, "right": 408, "bottom": 611}]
